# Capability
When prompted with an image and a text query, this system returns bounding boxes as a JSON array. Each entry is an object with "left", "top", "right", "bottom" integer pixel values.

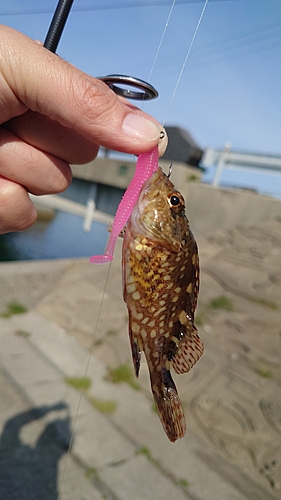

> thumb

[{"left": 0, "top": 26, "right": 162, "bottom": 154}]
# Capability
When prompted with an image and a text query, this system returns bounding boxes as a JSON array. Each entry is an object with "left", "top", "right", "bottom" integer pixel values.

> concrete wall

[
  {"left": 182, "top": 182, "right": 281, "bottom": 237},
  {"left": 71, "top": 158, "right": 135, "bottom": 189},
  {"left": 72, "top": 157, "right": 281, "bottom": 238},
  {"left": 71, "top": 157, "right": 201, "bottom": 190}
]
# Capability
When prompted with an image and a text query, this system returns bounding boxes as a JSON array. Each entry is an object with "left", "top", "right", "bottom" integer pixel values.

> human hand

[{"left": 0, "top": 25, "right": 162, "bottom": 233}]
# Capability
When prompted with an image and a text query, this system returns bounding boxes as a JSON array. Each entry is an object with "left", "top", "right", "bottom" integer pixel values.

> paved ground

[{"left": 0, "top": 217, "right": 281, "bottom": 499}]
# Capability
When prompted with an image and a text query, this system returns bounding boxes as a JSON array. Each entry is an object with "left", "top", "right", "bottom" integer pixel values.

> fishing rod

[{"left": 43, "top": 0, "right": 158, "bottom": 100}]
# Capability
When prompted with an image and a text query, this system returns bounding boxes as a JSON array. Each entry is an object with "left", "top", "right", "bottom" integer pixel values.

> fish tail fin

[{"left": 151, "top": 368, "right": 186, "bottom": 442}]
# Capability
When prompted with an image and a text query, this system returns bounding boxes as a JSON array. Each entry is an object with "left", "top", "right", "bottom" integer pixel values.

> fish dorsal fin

[{"left": 172, "top": 323, "right": 204, "bottom": 374}]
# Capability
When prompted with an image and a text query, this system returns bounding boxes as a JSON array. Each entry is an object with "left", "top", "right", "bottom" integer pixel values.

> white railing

[{"left": 30, "top": 194, "right": 112, "bottom": 232}]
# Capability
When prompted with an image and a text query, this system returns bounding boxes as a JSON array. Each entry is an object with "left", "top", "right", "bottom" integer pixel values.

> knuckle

[
  {"left": 0, "top": 180, "right": 37, "bottom": 233},
  {"left": 73, "top": 75, "right": 118, "bottom": 125},
  {"left": 16, "top": 209, "right": 38, "bottom": 232},
  {"left": 44, "top": 162, "right": 72, "bottom": 195}
]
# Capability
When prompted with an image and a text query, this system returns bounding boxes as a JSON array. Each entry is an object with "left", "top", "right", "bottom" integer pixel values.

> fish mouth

[
  {"left": 130, "top": 196, "right": 159, "bottom": 240},
  {"left": 130, "top": 169, "right": 169, "bottom": 242}
]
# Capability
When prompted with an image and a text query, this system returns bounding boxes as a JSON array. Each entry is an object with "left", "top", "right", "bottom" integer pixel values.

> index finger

[{"left": 0, "top": 25, "right": 161, "bottom": 154}]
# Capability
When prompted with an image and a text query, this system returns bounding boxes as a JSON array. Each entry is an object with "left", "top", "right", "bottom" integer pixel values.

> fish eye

[{"left": 169, "top": 194, "right": 181, "bottom": 207}]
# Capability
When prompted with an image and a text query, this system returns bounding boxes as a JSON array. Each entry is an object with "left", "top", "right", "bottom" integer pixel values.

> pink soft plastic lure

[{"left": 90, "top": 146, "right": 159, "bottom": 264}]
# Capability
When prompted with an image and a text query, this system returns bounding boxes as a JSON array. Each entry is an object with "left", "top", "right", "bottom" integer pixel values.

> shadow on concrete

[{"left": 0, "top": 402, "right": 71, "bottom": 500}]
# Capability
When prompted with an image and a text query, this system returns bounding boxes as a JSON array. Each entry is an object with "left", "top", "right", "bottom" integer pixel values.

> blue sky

[{"left": 1, "top": 0, "right": 281, "bottom": 196}]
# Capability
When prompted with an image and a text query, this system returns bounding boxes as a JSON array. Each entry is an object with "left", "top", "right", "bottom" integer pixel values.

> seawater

[{"left": 0, "top": 211, "right": 109, "bottom": 261}]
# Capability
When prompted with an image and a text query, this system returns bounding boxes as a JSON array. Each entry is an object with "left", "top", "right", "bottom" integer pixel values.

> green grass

[
  {"left": 93, "top": 338, "right": 103, "bottom": 346},
  {"left": 15, "top": 329, "right": 30, "bottom": 338},
  {"left": 90, "top": 396, "right": 117, "bottom": 414},
  {"left": 195, "top": 312, "right": 205, "bottom": 326},
  {"left": 65, "top": 376, "right": 118, "bottom": 414},
  {"left": 255, "top": 367, "right": 272, "bottom": 379},
  {"left": 209, "top": 295, "right": 234, "bottom": 311},
  {"left": 137, "top": 446, "right": 153, "bottom": 460},
  {"left": 194, "top": 296, "right": 234, "bottom": 326},
  {"left": 151, "top": 401, "right": 157, "bottom": 413},
  {"left": 188, "top": 174, "right": 199, "bottom": 182},
  {"left": 106, "top": 329, "right": 118, "bottom": 336},
  {"left": 1, "top": 301, "right": 27, "bottom": 318},
  {"left": 64, "top": 376, "right": 92, "bottom": 391},
  {"left": 85, "top": 467, "right": 97, "bottom": 479},
  {"left": 106, "top": 363, "right": 140, "bottom": 390},
  {"left": 136, "top": 446, "right": 159, "bottom": 467},
  {"left": 249, "top": 297, "right": 278, "bottom": 310},
  {"left": 179, "top": 478, "right": 189, "bottom": 488}
]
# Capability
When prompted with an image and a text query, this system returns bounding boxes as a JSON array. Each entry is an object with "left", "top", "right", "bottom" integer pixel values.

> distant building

[{"left": 161, "top": 126, "right": 203, "bottom": 168}]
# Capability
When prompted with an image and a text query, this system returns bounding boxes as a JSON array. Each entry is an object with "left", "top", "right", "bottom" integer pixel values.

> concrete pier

[{"left": 0, "top": 212, "right": 281, "bottom": 499}]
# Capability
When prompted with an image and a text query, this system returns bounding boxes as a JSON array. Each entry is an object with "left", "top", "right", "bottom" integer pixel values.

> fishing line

[
  {"left": 55, "top": 0, "right": 209, "bottom": 493},
  {"left": 162, "top": 0, "right": 209, "bottom": 125},
  {"left": 147, "top": 0, "right": 177, "bottom": 83},
  {"left": 57, "top": 262, "right": 112, "bottom": 499},
  {"left": 42, "top": 2, "right": 114, "bottom": 493}
]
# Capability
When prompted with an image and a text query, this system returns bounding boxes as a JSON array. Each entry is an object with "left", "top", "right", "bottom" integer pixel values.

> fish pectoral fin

[
  {"left": 151, "top": 368, "right": 186, "bottom": 443},
  {"left": 128, "top": 320, "right": 141, "bottom": 377},
  {"left": 172, "top": 326, "right": 204, "bottom": 374},
  {"left": 130, "top": 337, "right": 141, "bottom": 377},
  {"left": 108, "top": 222, "right": 126, "bottom": 238}
]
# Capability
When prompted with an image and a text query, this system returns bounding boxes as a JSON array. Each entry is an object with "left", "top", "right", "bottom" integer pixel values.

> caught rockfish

[{"left": 122, "top": 166, "right": 203, "bottom": 442}]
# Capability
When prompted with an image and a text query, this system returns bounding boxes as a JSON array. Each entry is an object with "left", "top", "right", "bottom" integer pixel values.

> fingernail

[{"left": 122, "top": 113, "right": 161, "bottom": 141}]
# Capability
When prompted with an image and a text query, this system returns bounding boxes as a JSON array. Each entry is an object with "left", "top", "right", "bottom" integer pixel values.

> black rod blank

[{"left": 44, "top": 0, "right": 74, "bottom": 53}]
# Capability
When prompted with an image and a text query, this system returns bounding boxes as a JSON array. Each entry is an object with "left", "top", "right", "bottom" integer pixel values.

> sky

[{"left": 1, "top": 0, "right": 281, "bottom": 197}]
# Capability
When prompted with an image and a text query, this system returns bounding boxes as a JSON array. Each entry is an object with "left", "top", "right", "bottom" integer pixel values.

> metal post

[{"left": 212, "top": 142, "right": 231, "bottom": 187}]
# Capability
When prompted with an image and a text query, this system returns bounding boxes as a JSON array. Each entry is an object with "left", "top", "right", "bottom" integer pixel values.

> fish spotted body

[{"left": 122, "top": 166, "right": 203, "bottom": 442}]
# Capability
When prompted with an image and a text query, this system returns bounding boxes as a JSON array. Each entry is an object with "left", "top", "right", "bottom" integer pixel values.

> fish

[{"left": 122, "top": 166, "right": 203, "bottom": 442}]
